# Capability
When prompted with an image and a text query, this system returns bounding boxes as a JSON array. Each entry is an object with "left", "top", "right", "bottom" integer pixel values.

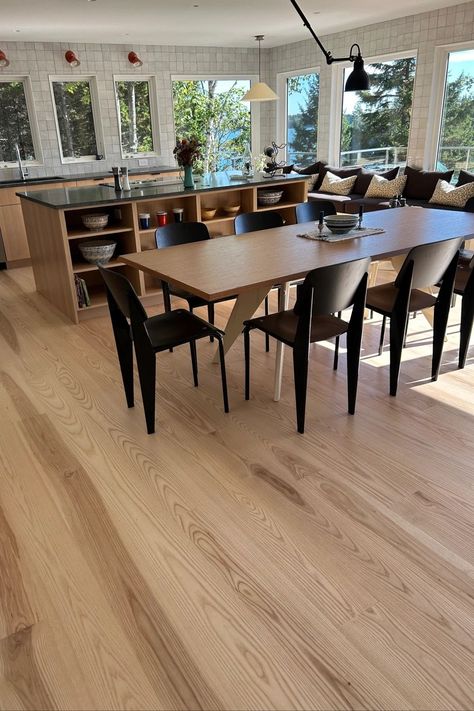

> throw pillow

[
  {"left": 315, "top": 165, "right": 362, "bottom": 191},
  {"left": 306, "top": 173, "right": 319, "bottom": 191},
  {"left": 365, "top": 174, "right": 407, "bottom": 198},
  {"left": 456, "top": 169, "right": 474, "bottom": 187},
  {"left": 429, "top": 179, "right": 474, "bottom": 208},
  {"left": 295, "top": 160, "right": 326, "bottom": 176},
  {"left": 404, "top": 166, "right": 454, "bottom": 200},
  {"left": 353, "top": 167, "right": 399, "bottom": 195},
  {"left": 319, "top": 170, "right": 357, "bottom": 196}
]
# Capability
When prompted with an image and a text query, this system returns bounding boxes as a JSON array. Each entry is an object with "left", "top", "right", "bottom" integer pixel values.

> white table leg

[
  {"left": 273, "top": 281, "right": 291, "bottom": 401},
  {"left": 212, "top": 285, "right": 270, "bottom": 362}
]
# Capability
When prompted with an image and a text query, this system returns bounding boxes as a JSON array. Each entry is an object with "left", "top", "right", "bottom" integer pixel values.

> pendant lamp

[{"left": 242, "top": 35, "right": 278, "bottom": 102}]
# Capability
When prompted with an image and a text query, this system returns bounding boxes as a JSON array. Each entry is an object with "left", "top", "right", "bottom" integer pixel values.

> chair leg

[
  {"left": 403, "top": 312, "right": 410, "bottom": 349},
  {"left": 389, "top": 311, "right": 407, "bottom": 396},
  {"left": 113, "top": 327, "right": 134, "bottom": 408},
  {"left": 264, "top": 296, "right": 270, "bottom": 352},
  {"left": 190, "top": 340, "right": 198, "bottom": 386},
  {"left": 162, "top": 282, "right": 174, "bottom": 353},
  {"left": 244, "top": 326, "right": 251, "bottom": 400},
  {"left": 459, "top": 292, "right": 474, "bottom": 369},
  {"left": 378, "top": 315, "right": 386, "bottom": 356},
  {"left": 135, "top": 345, "right": 157, "bottom": 434},
  {"left": 333, "top": 311, "right": 342, "bottom": 370},
  {"left": 216, "top": 335, "right": 229, "bottom": 413},
  {"left": 207, "top": 302, "right": 215, "bottom": 343},
  {"left": 432, "top": 297, "right": 451, "bottom": 382},
  {"left": 346, "top": 325, "right": 362, "bottom": 415},
  {"left": 293, "top": 346, "right": 309, "bottom": 434}
]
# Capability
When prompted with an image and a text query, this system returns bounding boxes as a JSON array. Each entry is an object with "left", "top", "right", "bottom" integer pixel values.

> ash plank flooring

[{"left": 0, "top": 266, "right": 473, "bottom": 711}]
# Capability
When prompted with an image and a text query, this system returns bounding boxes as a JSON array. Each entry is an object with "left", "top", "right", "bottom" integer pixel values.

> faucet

[{"left": 14, "top": 143, "right": 29, "bottom": 181}]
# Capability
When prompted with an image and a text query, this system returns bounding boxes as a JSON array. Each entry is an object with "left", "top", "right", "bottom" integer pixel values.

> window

[
  {"left": 0, "top": 78, "right": 41, "bottom": 165},
  {"left": 339, "top": 56, "right": 416, "bottom": 169},
  {"left": 284, "top": 71, "right": 319, "bottom": 165},
  {"left": 172, "top": 78, "right": 252, "bottom": 172},
  {"left": 114, "top": 77, "right": 159, "bottom": 158},
  {"left": 437, "top": 48, "right": 474, "bottom": 174},
  {"left": 51, "top": 78, "right": 103, "bottom": 162}
]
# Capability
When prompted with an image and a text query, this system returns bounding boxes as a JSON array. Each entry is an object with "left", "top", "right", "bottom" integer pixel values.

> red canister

[{"left": 156, "top": 211, "right": 167, "bottom": 227}]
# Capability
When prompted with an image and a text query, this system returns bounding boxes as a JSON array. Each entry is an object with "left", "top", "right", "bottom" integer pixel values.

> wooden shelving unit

[{"left": 20, "top": 176, "right": 308, "bottom": 323}]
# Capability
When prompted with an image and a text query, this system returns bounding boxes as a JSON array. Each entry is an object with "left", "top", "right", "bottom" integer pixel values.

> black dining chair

[
  {"left": 155, "top": 222, "right": 236, "bottom": 340},
  {"left": 295, "top": 200, "right": 336, "bottom": 224},
  {"left": 454, "top": 249, "right": 474, "bottom": 369},
  {"left": 234, "top": 211, "right": 284, "bottom": 352},
  {"left": 243, "top": 257, "right": 370, "bottom": 434},
  {"left": 367, "top": 237, "right": 462, "bottom": 395},
  {"left": 99, "top": 266, "right": 229, "bottom": 434}
]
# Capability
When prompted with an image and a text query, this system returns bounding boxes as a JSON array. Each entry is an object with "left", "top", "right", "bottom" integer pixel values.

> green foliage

[
  {"left": 439, "top": 71, "right": 474, "bottom": 169},
  {"left": 287, "top": 73, "right": 319, "bottom": 163},
  {"left": 0, "top": 81, "right": 35, "bottom": 162},
  {"left": 52, "top": 81, "right": 97, "bottom": 159},
  {"left": 172, "top": 80, "right": 251, "bottom": 173},
  {"left": 115, "top": 80, "right": 154, "bottom": 155}
]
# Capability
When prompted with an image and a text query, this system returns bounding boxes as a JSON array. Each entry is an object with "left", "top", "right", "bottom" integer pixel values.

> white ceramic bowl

[
  {"left": 78, "top": 239, "right": 116, "bottom": 265},
  {"left": 257, "top": 189, "right": 284, "bottom": 206},
  {"left": 81, "top": 213, "right": 109, "bottom": 231}
]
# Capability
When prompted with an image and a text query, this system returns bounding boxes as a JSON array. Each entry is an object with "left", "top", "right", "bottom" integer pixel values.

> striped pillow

[{"left": 429, "top": 179, "right": 474, "bottom": 208}]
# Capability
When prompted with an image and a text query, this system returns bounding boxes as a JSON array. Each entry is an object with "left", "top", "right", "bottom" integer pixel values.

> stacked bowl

[{"left": 324, "top": 213, "right": 358, "bottom": 235}]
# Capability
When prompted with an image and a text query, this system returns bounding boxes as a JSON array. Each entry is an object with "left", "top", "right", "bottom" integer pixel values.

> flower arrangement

[{"left": 173, "top": 137, "right": 201, "bottom": 167}]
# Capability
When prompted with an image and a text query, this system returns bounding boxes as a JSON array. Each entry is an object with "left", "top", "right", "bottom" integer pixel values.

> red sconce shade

[
  {"left": 128, "top": 51, "right": 143, "bottom": 68},
  {"left": 65, "top": 50, "right": 80, "bottom": 67},
  {"left": 0, "top": 50, "right": 10, "bottom": 68}
]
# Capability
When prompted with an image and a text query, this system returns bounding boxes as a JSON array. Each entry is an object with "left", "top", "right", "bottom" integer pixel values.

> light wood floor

[{"left": 0, "top": 266, "right": 473, "bottom": 711}]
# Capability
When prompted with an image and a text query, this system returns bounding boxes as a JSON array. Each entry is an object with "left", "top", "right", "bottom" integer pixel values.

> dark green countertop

[{"left": 17, "top": 172, "right": 306, "bottom": 209}]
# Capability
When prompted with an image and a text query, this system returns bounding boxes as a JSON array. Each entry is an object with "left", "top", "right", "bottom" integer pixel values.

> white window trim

[
  {"left": 171, "top": 74, "right": 260, "bottom": 158},
  {"left": 113, "top": 75, "right": 161, "bottom": 159},
  {"left": 329, "top": 49, "right": 418, "bottom": 167},
  {"left": 0, "top": 75, "right": 43, "bottom": 168},
  {"left": 424, "top": 40, "right": 474, "bottom": 171},
  {"left": 276, "top": 66, "right": 320, "bottom": 164},
  {"left": 49, "top": 75, "right": 105, "bottom": 164}
]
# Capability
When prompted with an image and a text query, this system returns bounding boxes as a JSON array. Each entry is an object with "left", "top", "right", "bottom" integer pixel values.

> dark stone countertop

[{"left": 0, "top": 165, "right": 178, "bottom": 189}]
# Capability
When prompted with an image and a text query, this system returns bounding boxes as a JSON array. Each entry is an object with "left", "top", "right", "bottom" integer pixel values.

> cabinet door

[{"left": 0, "top": 203, "right": 30, "bottom": 262}]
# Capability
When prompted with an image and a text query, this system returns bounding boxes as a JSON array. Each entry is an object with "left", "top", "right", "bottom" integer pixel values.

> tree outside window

[
  {"left": 115, "top": 79, "right": 157, "bottom": 157},
  {"left": 286, "top": 72, "right": 319, "bottom": 165},
  {"left": 340, "top": 57, "right": 416, "bottom": 169},
  {"left": 172, "top": 79, "right": 251, "bottom": 173},
  {"left": 51, "top": 79, "right": 99, "bottom": 161},
  {"left": 437, "top": 48, "right": 474, "bottom": 175},
  {"left": 0, "top": 80, "right": 37, "bottom": 164}
]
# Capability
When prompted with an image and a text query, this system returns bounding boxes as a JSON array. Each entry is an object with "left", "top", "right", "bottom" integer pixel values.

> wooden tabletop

[{"left": 122, "top": 207, "right": 474, "bottom": 301}]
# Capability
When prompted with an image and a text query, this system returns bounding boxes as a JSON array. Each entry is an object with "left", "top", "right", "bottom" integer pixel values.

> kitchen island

[{"left": 18, "top": 172, "right": 308, "bottom": 323}]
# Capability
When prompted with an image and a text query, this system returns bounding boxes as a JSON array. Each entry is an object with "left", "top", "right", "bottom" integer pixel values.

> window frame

[
  {"left": 330, "top": 49, "right": 418, "bottom": 167},
  {"left": 276, "top": 66, "right": 320, "bottom": 165},
  {"left": 113, "top": 74, "right": 161, "bottom": 159},
  {"left": 49, "top": 74, "right": 105, "bottom": 164},
  {"left": 0, "top": 75, "right": 43, "bottom": 168},
  {"left": 424, "top": 40, "right": 474, "bottom": 171},
  {"left": 171, "top": 73, "right": 260, "bottom": 159}
]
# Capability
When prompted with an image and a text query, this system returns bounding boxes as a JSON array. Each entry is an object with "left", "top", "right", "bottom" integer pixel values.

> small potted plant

[{"left": 173, "top": 137, "right": 201, "bottom": 189}]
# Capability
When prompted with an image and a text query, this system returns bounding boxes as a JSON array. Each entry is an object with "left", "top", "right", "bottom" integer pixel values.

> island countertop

[{"left": 17, "top": 172, "right": 307, "bottom": 209}]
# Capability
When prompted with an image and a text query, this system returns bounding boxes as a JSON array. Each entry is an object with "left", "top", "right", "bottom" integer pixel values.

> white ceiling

[{"left": 1, "top": 0, "right": 464, "bottom": 47}]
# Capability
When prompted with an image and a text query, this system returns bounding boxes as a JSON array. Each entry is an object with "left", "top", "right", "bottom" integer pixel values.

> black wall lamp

[{"left": 289, "top": 0, "right": 370, "bottom": 91}]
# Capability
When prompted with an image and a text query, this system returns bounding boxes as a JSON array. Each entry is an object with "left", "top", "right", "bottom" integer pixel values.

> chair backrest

[
  {"left": 234, "top": 210, "right": 284, "bottom": 235},
  {"left": 98, "top": 266, "right": 147, "bottom": 323},
  {"left": 294, "top": 257, "right": 371, "bottom": 317},
  {"left": 295, "top": 201, "right": 336, "bottom": 224},
  {"left": 395, "top": 237, "right": 464, "bottom": 290},
  {"left": 155, "top": 221, "right": 210, "bottom": 249}
]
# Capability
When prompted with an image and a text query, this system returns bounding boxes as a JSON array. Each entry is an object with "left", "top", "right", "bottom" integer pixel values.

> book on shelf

[{"left": 74, "top": 274, "right": 91, "bottom": 308}]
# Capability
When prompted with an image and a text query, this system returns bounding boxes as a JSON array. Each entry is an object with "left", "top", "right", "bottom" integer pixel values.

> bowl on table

[
  {"left": 222, "top": 204, "right": 240, "bottom": 216},
  {"left": 78, "top": 239, "right": 117, "bottom": 265},
  {"left": 257, "top": 189, "right": 284, "bottom": 206},
  {"left": 81, "top": 213, "right": 109, "bottom": 231},
  {"left": 324, "top": 213, "right": 358, "bottom": 235},
  {"left": 201, "top": 206, "right": 217, "bottom": 220}
]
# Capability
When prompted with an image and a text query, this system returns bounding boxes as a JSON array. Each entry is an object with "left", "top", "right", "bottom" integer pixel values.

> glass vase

[{"left": 183, "top": 165, "right": 195, "bottom": 189}]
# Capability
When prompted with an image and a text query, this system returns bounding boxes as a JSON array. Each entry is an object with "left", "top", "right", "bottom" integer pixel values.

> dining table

[{"left": 122, "top": 206, "right": 474, "bottom": 400}]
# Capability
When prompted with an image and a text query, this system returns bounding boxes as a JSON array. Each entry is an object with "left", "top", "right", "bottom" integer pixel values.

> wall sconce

[
  {"left": 65, "top": 50, "right": 80, "bottom": 67},
  {"left": 128, "top": 51, "right": 143, "bottom": 68},
  {"left": 0, "top": 50, "right": 10, "bottom": 68}
]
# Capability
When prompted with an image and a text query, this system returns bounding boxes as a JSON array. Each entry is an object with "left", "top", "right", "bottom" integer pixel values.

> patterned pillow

[
  {"left": 429, "top": 179, "right": 474, "bottom": 208},
  {"left": 319, "top": 171, "right": 357, "bottom": 196},
  {"left": 365, "top": 174, "right": 407, "bottom": 198},
  {"left": 306, "top": 173, "right": 319, "bottom": 191}
]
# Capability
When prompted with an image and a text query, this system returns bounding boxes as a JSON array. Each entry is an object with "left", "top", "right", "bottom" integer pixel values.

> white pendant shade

[{"left": 242, "top": 82, "right": 278, "bottom": 102}]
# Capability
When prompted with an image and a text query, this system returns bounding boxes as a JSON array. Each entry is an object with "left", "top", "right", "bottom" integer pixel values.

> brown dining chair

[
  {"left": 99, "top": 266, "right": 229, "bottom": 434},
  {"left": 243, "top": 257, "right": 371, "bottom": 434},
  {"left": 367, "top": 237, "right": 462, "bottom": 395},
  {"left": 454, "top": 249, "right": 474, "bottom": 369},
  {"left": 234, "top": 211, "right": 285, "bottom": 353}
]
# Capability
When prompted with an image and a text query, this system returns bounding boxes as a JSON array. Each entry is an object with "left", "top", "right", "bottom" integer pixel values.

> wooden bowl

[
  {"left": 223, "top": 204, "right": 240, "bottom": 216},
  {"left": 201, "top": 207, "right": 217, "bottom": 220}
]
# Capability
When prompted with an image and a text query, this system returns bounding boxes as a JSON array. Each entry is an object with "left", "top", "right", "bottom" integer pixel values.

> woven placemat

[{"left": 297, "top": 226, "right": 385, "bottom": 242}]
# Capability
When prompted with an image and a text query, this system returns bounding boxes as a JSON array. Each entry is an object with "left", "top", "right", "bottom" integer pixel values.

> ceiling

[{"left": 1, "top": 0, "right": 464, "bottom": 47}]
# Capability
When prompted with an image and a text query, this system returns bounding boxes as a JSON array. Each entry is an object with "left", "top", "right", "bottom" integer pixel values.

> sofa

[{"left": 296, "top": 162, "right": 474, "bottom": 213}]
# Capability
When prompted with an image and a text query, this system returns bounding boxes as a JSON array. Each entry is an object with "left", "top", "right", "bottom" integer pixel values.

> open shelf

[
  {"left": 67, "top": 226, "right": 134, "bottom": 240},
  {"left": 256, "top": 201, "right": 298, "bottom": 212},
  {"left": 201, "top": 215, "right": 237, "bottom": 225},
  {"left": 72, "top": 258, "right": 126, "bottom": 273}
]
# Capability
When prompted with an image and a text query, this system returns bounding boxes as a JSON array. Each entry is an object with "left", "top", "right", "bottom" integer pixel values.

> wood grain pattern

[{"left": 0, "top": 263, "right": 472, "bottom": 710}]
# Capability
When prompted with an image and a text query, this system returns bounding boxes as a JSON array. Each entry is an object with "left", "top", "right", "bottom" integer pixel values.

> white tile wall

[{"left": 1, "top": 1, "right": 473, "bottom": 180}]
